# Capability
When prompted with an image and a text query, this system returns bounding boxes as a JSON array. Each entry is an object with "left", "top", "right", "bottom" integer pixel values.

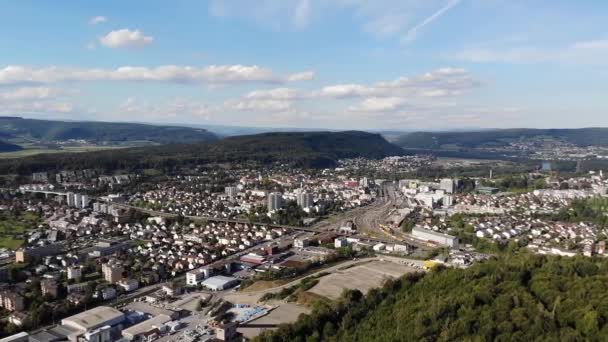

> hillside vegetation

[
  {"left": 256, "top": 254, "right": 608, "bottom": 342},
  {"left": 397, "top": 128, "right": 608, "bottom": 149},
  {"left": 0, "top": 117, "right": 217, "bottom": 145},
  {"left": 0, "top": 131, "right": 405, "bottom": 174}
]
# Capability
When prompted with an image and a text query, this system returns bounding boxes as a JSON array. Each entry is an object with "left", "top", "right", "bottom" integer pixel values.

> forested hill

[
  {"left": 0, "top": 117, "right": 218, "bottom": 144},
  {"left": 0, "top": 140, "right": 22, "bottom": 152},
  {"left": 397, "top": 128, "right": 608, "bottom": 149},
  {"left": 256, "top": 254, "right": 608, "bottom": 342},
  {"left": 0, "top": 131, "right": 405, "bottom": 174}
]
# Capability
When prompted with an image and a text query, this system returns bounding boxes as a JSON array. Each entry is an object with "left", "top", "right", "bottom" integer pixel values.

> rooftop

[
  {"left": 61, "top": 306, "right": 125, "bottom": 331},
  {"left": 201, "top": 275, "right": 238, "bottom": 288},
  {"left": 122, "top": 314, "right": 172, "bottom": 338}
]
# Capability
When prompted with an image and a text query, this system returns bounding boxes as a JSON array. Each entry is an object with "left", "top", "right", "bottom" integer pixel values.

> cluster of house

[
  {"left": 336, "top": 155, "right": 434, "bottom": 173},
  {"left": 129, "top": 171, "right": 380, "bottom": 219},
  {"left": 31, "top": 170, "right": 134, "bottom": 189},
  {"left": 127, "top": 218, "right": 289, "bottom": 275}
]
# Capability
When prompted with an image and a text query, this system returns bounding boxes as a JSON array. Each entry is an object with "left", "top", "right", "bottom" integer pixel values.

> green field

[
  {"left": 0, "top": 145, "right": 128, "bottom": 159},
  {"left": 0, "top": 211, "right": 40, "bottom": 249},
  {"left": 0, "top": 236, "right": 25, "bottom": 249}
]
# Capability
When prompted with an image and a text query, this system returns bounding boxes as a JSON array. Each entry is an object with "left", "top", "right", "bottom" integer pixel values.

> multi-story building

[
  {"left": 67, "top": 266, "right": 83, "bottom": 280},
  {"left": 267, "top": 192, "right": 284, "bottom": 211},
  {"left": 440, "top": 178, "right": 455, "bottom": 194},
  {"left": 74, "top": 193, "right": 83, "bottom": 208},
  {"left": 186, "top": 268, "right": 210, "bottom": 286},
  {"left": 102, "top": 264, "right": 124, "bottom": 284},
  {"left": 80, "top": 194, "right": 90, "bottom": 208},
  {"left": 32, "top": 172, "right": 49, "bottom": 183},
  {"left": 16, "top": 243, "right": 63, "bottom": 263},
  {"left": 225, "top": 186, "right": 239, "bottom": 198},
  {"left": 0, "top": 291, "right": 25, "bottom": 312},
  {"left": 66, "top": 192, "right": 76, "bottom": 207},
  {"left": 41, "top": 279, "right": 59, "bottom": 298},
  {"left": 297, "top": 191, "right": 314, "bottom": 209}
]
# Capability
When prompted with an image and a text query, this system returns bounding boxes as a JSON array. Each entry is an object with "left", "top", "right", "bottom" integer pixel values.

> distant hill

[
  {"left": 0, "top": 131, "right": 405, "bottom": 174},
  {"left": 0, "top": 117, "right": 218, "bottom": 145},
  {"left": 0, "top": 140, "right": 22, "bottom": 152},
  {"left": 397, "top": 128, "right": 608, "bottom": 149}
]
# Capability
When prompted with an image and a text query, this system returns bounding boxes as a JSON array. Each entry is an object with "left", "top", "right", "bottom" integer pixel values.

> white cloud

[
  {"left": 0, "top": 65, "right": 314, "bottom": 85},
  {"left": 317, "top": 67, "right": 478, "bottom": 99},
  {"left": 89, "top": 16, "right": 107, "bottom": 25},
  {"left": 0, "top": 86, "right": 77, "bottom": 115},
  {"left": 453, "top": 38, "right": 608, "bottom": 65},
  {"left": 286, "top": 71, "right": 315, "bottom": 82},
  {"left": 245, "top": 87, "right": 307, "bottom": 100},
  {"left": 0, "top": 87, "right": 59, "bottom": 100},
  {"left": 0, "top": 101, "right": 75, "bottom": 115},
  {"left": 225, "top": 98, "right": 294, "bottom": 112},
  {"left": 349, "top": 97, "right": 407, "bottom": 112},
  {"left": 99, "top": 29, "right": 154, "bottom": 48},
  {"left": 227, "top": 67, "right": 479, "bottom": 123},
  {"left": 116, "top": 97, "right": 214, "bottom": 121}
]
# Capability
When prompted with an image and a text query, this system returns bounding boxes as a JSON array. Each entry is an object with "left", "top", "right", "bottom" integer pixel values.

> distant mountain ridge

[
  {"left": 0, "top": 117, "right": 218, "bottom": 144},
  {"left": 397, "top": 128, "right": 608, "bottom": 149},
  {"left": 0, "top": 130, "right": 405, "bottom": 174}
]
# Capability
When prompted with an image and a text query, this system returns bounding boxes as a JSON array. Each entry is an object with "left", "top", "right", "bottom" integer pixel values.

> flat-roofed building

[
  {"left": 61, "top": 306, "right": 125, "bottom": 333},
  {"left": 0, "top": 332, "right": 28, "bottom": 342},
  {"left": 412, "top": 226, "right": 459, "bottom": 249},
  {"left": 121, "top": 314, "right": 172, "bottom": 341},
  {"left": 201, "top": 276, "right": 239, "bottom": 291}
]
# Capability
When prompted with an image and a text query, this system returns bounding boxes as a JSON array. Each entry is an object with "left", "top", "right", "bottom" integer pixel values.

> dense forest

[
  {"left": 255, "top": 254, "right": 608, "bottom": 341},
  {"left": 397, "top": 128, "right": 608, "bottom": 149},
  {"left": 0, "top": 131, "right": 406, "bottom": 174},
  {"left": 0, "top": 117, "right": 217, "bottom": 144}
]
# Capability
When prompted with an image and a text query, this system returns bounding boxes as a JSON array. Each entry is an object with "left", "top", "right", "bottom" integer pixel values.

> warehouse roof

[
  {"left": 61, "top": 306, "right": 125, "bottom": 331},
  {"left": 201, "top": 275, "right": 238, "bottom": 289},
  {"left": 122, "top": 314, "right": 172, "bottom": 339}
]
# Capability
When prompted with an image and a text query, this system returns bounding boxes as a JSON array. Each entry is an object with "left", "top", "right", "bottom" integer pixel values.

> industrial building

[
  {"left": 201, "top": 275, "right": 239, "bottom": 291},
  {"left": 412, "top": 226, "right": 459, "bottom": 249},
  {"left": 0, "top": 332, "right": 28, "bottom": 342},
  {"left": 121, "top": 314, "right": 173, "bottom": 341},
  {"left": 61, "top": 306, "right": 125, "bottom": 342}
]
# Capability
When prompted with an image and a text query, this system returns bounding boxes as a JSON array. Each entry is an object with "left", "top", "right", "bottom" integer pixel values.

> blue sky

[{"left": 1, "top": 0, "right": 607, "bottom": 130}]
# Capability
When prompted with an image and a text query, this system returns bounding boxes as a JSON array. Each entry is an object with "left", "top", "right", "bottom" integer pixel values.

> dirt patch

[
  {"left": 308, "top": 260, "right": 418, "bottom": 300},
  {"left": 241, "top": 280, "right": 286, "bottom": 293}
]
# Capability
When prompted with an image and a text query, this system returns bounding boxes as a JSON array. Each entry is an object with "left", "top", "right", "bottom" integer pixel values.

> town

[{"left": 0, "top": 155, "right": 607, "bottom": 342}]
